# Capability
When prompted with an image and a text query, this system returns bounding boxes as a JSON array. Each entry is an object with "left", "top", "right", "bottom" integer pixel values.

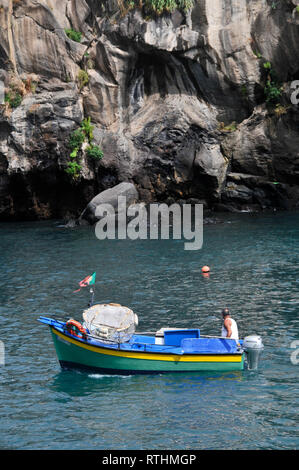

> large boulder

[{"left": 79, "top": 182, "right": 139, "bottom": 224}]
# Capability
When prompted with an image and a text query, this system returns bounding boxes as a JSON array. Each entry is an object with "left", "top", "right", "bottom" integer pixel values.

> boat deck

[{"left": 38, "top": 317, "right": 243, "bottom": 356}]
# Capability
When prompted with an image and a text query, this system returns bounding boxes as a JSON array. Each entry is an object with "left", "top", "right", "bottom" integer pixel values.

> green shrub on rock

[
  {"left": 65, "top": 28, "right": 82, "bottom": 43},
  {"left": 262, "top": 61, "right": 282, "bottom": 105},
  {"left": 5, "top": 91, "right": 22, "bottom": 108},
  {"left": 81, "top": 117, "right": 94, "bottom": 143},
  {"left": 120, "top": 0, "right": 194, "bottom": 16},
  {"left": 264, "top": 80, "right": 282, "bottom": 104},
  {"left": 86, "top": 145, "right": 104, "bottom": 160},
  {"left": 65, "top": 118, "right": 104, "bottom": 180},
  {"left": 77, "top": 70, "right": 89, "bottom": 90},
  {"left": 65, "top": 161, "right": 82, "bottom": 178},
  {"left": 69, "top": 129, "right": 85, "bottom": 151}
]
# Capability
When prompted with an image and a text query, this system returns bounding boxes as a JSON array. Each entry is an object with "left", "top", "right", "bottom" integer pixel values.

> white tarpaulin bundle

[{"left": 82, "top": 303, "right": 138, "bottom": 343}]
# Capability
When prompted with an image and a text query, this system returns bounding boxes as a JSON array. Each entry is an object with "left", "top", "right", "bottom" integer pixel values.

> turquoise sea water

[{"left": 0, "top": 211, "right": 298, "bottom": 450}]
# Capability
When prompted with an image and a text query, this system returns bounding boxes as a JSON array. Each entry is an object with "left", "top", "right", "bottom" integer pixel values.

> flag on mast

[{"left": 74, "top": 272, "right": 96, "bottom": 293}]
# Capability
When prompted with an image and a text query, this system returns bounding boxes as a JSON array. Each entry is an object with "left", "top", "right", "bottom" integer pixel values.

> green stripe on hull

[{"left": 51, "top": 329, "right": 244, "bottom": 373}]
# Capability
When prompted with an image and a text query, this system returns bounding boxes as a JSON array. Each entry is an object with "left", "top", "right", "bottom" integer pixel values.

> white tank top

[{"left": 221, "top": 317, "right": 239, "bottom": 340}]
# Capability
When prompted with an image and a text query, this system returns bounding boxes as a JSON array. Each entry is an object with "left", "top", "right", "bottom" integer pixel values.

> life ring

[{"left": 66, "top": 319, "right": 87, "bottom": 340}]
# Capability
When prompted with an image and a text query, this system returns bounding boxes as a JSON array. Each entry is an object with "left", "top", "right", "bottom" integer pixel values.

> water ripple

[{"left": 0, "top": 212, "right": 298, "bottom": 449}]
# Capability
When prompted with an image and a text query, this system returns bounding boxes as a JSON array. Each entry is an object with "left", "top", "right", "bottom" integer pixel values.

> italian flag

[{"left": 74, "top": 272, "right": 96, "bottom": 292}]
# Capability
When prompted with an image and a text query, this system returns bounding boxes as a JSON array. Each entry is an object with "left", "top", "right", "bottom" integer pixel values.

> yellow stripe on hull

[{"left": 52, "top": 328, "right": 243, "bottom": 363}]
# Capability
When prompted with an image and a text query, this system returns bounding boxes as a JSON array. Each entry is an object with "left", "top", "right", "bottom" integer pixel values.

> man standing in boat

[{"left": 221, "top": 308, "right": 239, "bottom": 340}]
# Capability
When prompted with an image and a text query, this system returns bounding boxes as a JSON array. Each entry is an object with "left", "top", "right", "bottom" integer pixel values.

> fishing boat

[{"left": 38, "top": 302, "right": 264, "bottom": 374}]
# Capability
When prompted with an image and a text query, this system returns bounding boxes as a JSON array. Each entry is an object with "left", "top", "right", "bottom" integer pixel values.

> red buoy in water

[{"left": 202, "top": 265, "right": 210, "bottom": 273}]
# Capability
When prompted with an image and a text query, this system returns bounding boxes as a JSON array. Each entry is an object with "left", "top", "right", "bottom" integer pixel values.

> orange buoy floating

[{"left": 201, "top": 265, "right": 210, "bottom": 273}]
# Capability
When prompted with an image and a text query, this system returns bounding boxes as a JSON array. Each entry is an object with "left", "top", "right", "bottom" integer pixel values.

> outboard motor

[{"left": 243, "top": 335, "right": 264, "bottom": 370}]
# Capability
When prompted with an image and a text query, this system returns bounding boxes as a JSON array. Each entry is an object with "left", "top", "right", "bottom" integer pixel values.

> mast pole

[{"left": 88, "top": 287, "right": 95, "bottom": 307}]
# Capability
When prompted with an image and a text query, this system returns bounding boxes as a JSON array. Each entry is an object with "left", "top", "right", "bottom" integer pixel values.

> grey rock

[
  {"left": 80, "top": 182, "right": 139, "bottom": 224},
  {"left": 222, "top": 184, "right": 253, "bottom": 204}
]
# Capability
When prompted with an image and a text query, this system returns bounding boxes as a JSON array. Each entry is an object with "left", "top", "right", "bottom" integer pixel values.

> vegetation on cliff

[
  {"left": 65, "top": 28, "right": 82, "bottom": 43},
  {"left": 66, "top": 118, "right": 104, "bottom": 180},
  {"left": 118, "top": 0, "right": 194, "bottom": 16},
  {"left": 263, "top": 61, "right": 283, "bottom": 105}
]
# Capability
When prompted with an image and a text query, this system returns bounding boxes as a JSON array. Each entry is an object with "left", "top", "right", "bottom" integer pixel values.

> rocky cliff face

[{"left": 0, "top": 0, "right": 299, "bottom": 220}]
